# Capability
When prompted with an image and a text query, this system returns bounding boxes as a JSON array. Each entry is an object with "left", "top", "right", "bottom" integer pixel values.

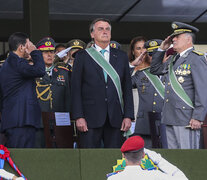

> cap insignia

[
  {"left": 74, "top": 40, "right": 79, "bottom": 46},
  {"left": 45, "top": 41, "right": 52, "bottom": 46},
  {"left": 149, "top": 41, "right": 158, "bottom": 47},
  {"left": 172, "top": 23, "right": 178, "bottom": 29}
]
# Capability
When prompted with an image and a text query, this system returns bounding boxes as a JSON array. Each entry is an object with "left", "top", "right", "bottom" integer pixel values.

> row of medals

[{"left": 175, "top": 69, "right": 191, "bottom": 84}]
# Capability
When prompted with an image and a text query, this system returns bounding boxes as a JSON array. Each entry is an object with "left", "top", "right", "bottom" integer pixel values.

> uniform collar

[
  {"left": 124, "top": 165, "right": 142, "bottom": 171},
  {"left": 179, "top": 47, "right": 193, "bottom": 57}
]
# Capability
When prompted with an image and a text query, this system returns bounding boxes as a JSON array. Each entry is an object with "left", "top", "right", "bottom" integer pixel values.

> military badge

[
  {"left": 175, "top": 66, "right": 182, "bottom": 75},
  {"left": 45, "top": 41, "right": 52, "bottom": 46},
  {"left": 73, "top": 40, "right": 80, "bottom": 46},
  {"left": 57, "top": 75, "right": 65, "bottom": 82},
  {"left": 182, "top": 70, "right": 187, "bottom": 75},
  {"left": 149, "top": 41, "right": 158, "bottom": 47},
  {"left": 172, "top": 23, "right": 178, "bottom": 29},
  {"left": 110, "top": 43, "right": 117, "bottom": 49},
  {"left": 178, "top": 76, "right": 184, "bottom": 83},
  {"left": 187, "top": 70, "right": 191, "bottom": 74}
]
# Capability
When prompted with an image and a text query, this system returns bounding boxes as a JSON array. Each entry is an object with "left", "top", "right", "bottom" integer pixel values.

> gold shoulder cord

[{"left": 36, "top": 81, "right": 53, "bottom": 109}]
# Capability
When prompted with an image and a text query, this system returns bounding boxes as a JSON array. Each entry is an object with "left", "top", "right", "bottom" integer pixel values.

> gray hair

[
  {"left": 186, "top": 32, "right": 196, "bottom": 44},
  {"left": 89, "top": 18, "right": 112, "bottom": 33}
]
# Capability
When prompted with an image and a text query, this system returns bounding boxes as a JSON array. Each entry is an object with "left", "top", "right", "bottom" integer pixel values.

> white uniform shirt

[{"left": 107, "top": 165, "right": 188, "bottom": 180}]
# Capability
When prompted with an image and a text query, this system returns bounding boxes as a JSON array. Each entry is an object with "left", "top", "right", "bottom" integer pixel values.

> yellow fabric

[{"left": 36, "top": 81, "right": 53, "bottom": 108}]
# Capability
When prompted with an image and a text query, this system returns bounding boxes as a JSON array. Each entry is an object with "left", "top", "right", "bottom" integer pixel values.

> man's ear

[
  {"left": 122, "top": 153, "right": 125, "bottom": 159},
  {"left": 16, "top": 44, "right": 23, "bottom": 53},
  {"left": 90, "top": 32, "right": 94, "bottom": 39}
]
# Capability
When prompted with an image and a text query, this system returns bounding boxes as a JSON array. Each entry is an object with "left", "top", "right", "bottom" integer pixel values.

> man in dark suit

[
  {"left": 71, "top": 18, "right": 134, "bottom": 148},
  {"left": 0, "top": 32, "right": 45, "bottom": 148}
]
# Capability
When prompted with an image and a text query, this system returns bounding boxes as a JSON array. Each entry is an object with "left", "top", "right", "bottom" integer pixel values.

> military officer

[
  {"left": 150, "top": 22, "right": 207, "bottom": 149},
  {"left": 131, "top": 39, "right": 167, "bottom": 148},
  {"left": 66, "top": 39, "right": 86, "bottom": 69},
  {"left": 36, "top": 37, "right": 71, "bottom": 112},
  {"left": 35, "top": 37, "right": 72, "bottom": 148}
]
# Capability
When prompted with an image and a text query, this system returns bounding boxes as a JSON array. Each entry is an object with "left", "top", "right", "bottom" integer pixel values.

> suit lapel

[
  {"left": 87, "top": 47, "right": 118, "bottom": 82},
  {"left": 173, "top": 49, "right": 193, "bottom": 70},
  {"left": 173, "top": 56, "right": 186, "bottom": 70},
  {"left": 88, "top": 51, "right": 106, "bottom": 81},
  {"left": 109, "top": 47, "right": 118, "bottom": 69}
]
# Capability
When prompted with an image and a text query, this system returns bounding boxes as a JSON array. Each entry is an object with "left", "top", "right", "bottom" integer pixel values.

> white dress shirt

[{"left": 94, "top": 44, "right": 110, "bottom": 62}]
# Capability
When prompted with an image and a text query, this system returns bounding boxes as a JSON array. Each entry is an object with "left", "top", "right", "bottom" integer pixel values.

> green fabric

[
  {"left": 5, "top": 149, "right": 81, "bottom": 180},
  {"left": 143, "top": 68, "right": 165, "bottom": 99},
  {"left": 2, "top": 149, "right": 207, "bottom": 180},
  {"left": 169, "top": 56, "right": 194, "bottom": 108},
  {"left": 86, "top": 47, "right": 124, "bottom": 112}
]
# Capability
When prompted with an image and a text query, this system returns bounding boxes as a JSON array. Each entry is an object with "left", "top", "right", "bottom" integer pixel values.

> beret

[{"left": 121, "top": 136, "right": 144, "bottom": 153}]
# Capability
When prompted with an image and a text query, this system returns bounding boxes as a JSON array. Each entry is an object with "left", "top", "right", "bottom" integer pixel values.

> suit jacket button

[
  {"left": 105, "top": 98, "right": 108, "bottom": 101},
  {"left": 106, "top": 86, "right": 108, "bottom": 89}
]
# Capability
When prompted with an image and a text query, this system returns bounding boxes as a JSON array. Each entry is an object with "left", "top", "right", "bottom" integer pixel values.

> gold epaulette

[
  {"left": 57, "top": 66, "right": 69, "bottom": 71},
  {"left": 192, "top": 50, "right": 204, "bottom": 56}
]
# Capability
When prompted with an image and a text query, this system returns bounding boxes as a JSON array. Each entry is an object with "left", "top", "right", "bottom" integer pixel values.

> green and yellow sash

[
  {"left": 143, "top": 68, "right": 165, "bottom": 99},
  {"left": 169, "top": 56, "right": 194, "bottom": 108},
  {"left": 86, "top": 47, "right": 124, "bottom": 112}
]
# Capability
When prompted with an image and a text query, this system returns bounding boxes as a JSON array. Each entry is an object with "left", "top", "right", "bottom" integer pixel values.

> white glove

[
  {"left": 0, "top": 169, "right": 15, "bottom": 180},
  {"left": 144, "top": 148, "right": 187, "bottom": 178},
  {"left": 144, "top": 148, "right": 162, "bottom": 164},
  {"left": 56, "top": 47, "right": 72, "bottom": 58}
]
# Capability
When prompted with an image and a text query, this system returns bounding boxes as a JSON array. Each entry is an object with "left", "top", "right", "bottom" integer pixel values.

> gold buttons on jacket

[
  {"left": 153, "top": 102, "right": 156, "bottom": 105},
  {"left": 166, "top": 99, "right": 169, "bottom": 102},
  {"left": 154, "top": 93, "right": 157, "bottom": 96}
]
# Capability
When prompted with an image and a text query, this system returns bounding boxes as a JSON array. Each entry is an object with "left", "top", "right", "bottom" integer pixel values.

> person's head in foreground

[
  {"left": 108, "top": 135, "right": 188, "bottom": 180},
  {"left": 121, "top": 135, "right": 145, "bottom": 165}
]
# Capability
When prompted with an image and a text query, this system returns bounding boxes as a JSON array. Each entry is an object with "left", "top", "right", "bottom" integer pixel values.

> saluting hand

[
  {"left": 76, "top": 118, "right": 88, "bottom": 132},
  {"left": 160, "top": 36, "right": 172, "bottom": 51},
  {"left": 25, "top": 40, "right": 37, "bottom": 55},
  {"left": 130, "top": 50, "right": 147, "bottom": 66}
]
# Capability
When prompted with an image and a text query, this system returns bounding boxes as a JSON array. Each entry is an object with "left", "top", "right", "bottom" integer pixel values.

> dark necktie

[{"left": 173, "top": 54, "right": 180, "bottom": 65}]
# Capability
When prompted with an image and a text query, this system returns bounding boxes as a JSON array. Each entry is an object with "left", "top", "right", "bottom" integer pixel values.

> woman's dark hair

[{"left": 128, "top": 36, "right": 147, "bottom": 62}]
